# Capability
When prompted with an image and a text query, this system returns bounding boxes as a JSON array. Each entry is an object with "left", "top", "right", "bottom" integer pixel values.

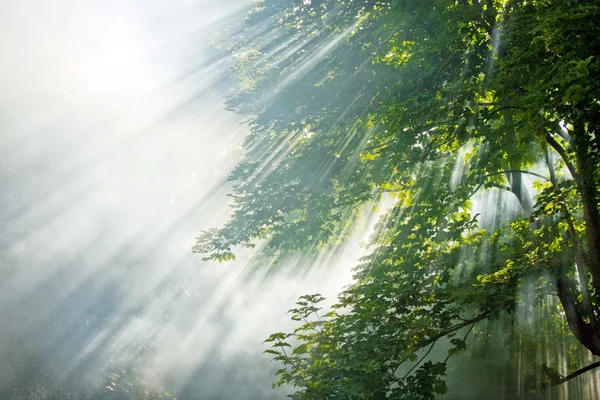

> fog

[{"left": 0, "top": 1, "right": 362, "bottom": 398}]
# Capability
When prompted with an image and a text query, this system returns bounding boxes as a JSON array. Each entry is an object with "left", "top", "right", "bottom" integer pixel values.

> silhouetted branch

[
  {"left": 551, "top": 361, "right": 600, "bottom": 387},
  {"left": 545, "top": 133, "right": 578, "bottom": 180},
  {"left": 417, "top": 311, "right": 491, "bottom": 348},
  {"left": 400, "top": 341, "right": 436, "bottom": 382},
  {"left": 484, "top": 169, "right": 548, "bottom": 181},
  {"left": 443, "top": 322, "right": 476, "bottom": 363}
]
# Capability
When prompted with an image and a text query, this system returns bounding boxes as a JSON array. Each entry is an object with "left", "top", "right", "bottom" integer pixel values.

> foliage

[{"left": 197, "top": 0, "right": 600, "bottom": 398}]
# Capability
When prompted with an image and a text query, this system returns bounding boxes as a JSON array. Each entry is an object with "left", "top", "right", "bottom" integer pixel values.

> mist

[{"left": 0, "top": 1, "right": 363, "bottom": 398}]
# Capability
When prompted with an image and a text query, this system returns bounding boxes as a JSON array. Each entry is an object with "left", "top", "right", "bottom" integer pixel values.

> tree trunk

[
  {"left": 572, "top": 121, "right": 600, "bottom": 298},
  {"left": 555, "top": 270, "right": 600, "bottom": 356}
]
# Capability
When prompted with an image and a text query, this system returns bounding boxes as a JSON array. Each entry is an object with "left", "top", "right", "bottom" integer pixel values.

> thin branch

[
  {"left": 391, "top": 353, "right": 413, "bottom": 376},
  {"left": 398, "top": 313, "right": 489, "bottom": 382},
  {"left": 465, "top": 181, "right": 486, "bottom": 200},
  {"left": 363, "top": 116, "right": 465, "bottom": 154},
  {"left": 545, "top": 133, "right": 578, "bottom": 180},
  {"left": 551, "top": 361, "right": 600, "bottom": 387},
  {"left": 488, "top": 182, "right": 513, "bottom": 192},
  {"left": 484, "top": 169, "right": 549, "bottom": 181},
  {"left": 475, "top": 180, "right": 529, "bottom": 213},
  {"left": 416, "top": 311, "right": 490, "bottom": 349},
  {"left": 400, "top": 341, "right": 436, "bottom": 382},
  {"left": 486, "top": 105, "right": 525, "bottom": 115},
  {"left": 443, "top": 321, "right": 476, "bottom": 364},
  {"left": 427, "top": 140, "right": 470, "bottom": 161}
]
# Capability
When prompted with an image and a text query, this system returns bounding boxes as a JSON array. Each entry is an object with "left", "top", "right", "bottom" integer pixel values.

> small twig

[
  {"left": 427, "top": 140, "right": 470, "bottom": 160},
  {"left": 488, "top": 182, "right": 513, "bottom": 192},
  {"left": 483, "top": 169, "right": 549, "bottom": 181},
  {"left": 400, "top": 341, "right": 437, "bottom": 382},
  {"left": 443, "top": 321, "right": 476, "bottom": 364},
  {"left": 465, "top": 181, "right": 486, "bottom": 200},
  {"left": 486, "top": 105, "right": 525, "bottom": 115},
  {"left": 416, "top": 311, "right": 490, "bottom": 349}
]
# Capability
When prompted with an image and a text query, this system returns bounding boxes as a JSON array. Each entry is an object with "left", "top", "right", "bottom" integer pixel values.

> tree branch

[
  {"left": 364, "top": 116, "right": 465, "bottom": 154},
  {"left": 416, "top": 311, "right": 490, "bottom": 348},
  {"left": 545, "top": 133, "right": 578, "bottom": 181},
  {"left": 486, "top": 105, "right": 525, "bottom": 115},
  {"left": 554, "top": 124, "right": 571, "bottom": 143},
  {"left": 465, "top": 181, "right": 486, "bottom": 200},
  {"left": 545, "top": 149, "right": 597, "bottom": 327},
  {"left": 552, "top": 361, "right": 600, "bottom": 387},
  {"left": 488, "top": 182, "right": 513, "bottom": 192},
  {"left": 443, "top": 321, "right": 476, "bottom": 364},
  {"left": 484, "top": 169, "right": 548, "bottom": 181},
  {"left": 555, "top": 271, "right": 600, "bottom": 356},
  {"left": 389, "top": 311, "right": 492, "bottom": 379},
  {"left": 399, "top": 341, "right": 436, "bottom": 381}
]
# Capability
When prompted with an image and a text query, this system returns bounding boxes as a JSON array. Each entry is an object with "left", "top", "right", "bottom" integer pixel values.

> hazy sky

[{"left": 0, "top": 1, "right": 363, "bottom": 398}]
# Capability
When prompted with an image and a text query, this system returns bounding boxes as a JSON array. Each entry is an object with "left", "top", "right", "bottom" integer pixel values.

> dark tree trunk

[
  {"left": 572, "top": 121, "right": 600, "bottom": 298},
  {"left": 555, "top": 270, "right": 600, "bottom": 356}
]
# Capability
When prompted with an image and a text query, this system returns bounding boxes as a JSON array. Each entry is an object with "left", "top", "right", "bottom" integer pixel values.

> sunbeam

[
  {"left": 0, "top": 1, "right": 364, "bottom": 398},
  {"left": 3, "top": 1, "right": 600, "bottom": 399}
]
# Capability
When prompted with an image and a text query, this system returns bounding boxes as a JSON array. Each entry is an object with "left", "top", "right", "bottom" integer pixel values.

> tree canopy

[{"left": 195, "top": 0, "right": 600, "bottom": 398}]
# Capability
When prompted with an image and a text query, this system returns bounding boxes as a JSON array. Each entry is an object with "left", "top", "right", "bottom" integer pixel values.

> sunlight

[
  {"left": 3, "top": 1, "right": 599, "bottom": 399},
  {"left": 0, "top": 0, "right": 360, "bottom": 397}
]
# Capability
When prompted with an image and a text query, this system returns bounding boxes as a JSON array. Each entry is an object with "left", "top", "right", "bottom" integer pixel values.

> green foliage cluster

[{"left": 197, "top": 0, "right": 600, "bottom": 398}]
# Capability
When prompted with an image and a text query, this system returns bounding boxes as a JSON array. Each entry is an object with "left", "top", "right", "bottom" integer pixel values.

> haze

[{"left": 0, "top": 1, "right": 362, "bottom": 398}]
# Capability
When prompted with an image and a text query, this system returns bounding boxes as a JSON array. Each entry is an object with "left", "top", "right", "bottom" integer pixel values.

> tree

[{"left": 196, "top": 0, "right": 600, "bottom": 397}]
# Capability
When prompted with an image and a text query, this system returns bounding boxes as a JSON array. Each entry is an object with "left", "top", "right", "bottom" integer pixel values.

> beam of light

[
  {"left": 0, "top": 1, "right": 368, "bottom": 398},
  {"left": 4, "top": 1, "right": 596, "bottom": 398},
  {"left": 276, "top": 19, "right": 361, "bottom": 94}
]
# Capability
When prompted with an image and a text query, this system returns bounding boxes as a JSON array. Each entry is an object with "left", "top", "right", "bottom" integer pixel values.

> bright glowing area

[{"left": 0, "top": 1, "right": 362, "bottom": 398}]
